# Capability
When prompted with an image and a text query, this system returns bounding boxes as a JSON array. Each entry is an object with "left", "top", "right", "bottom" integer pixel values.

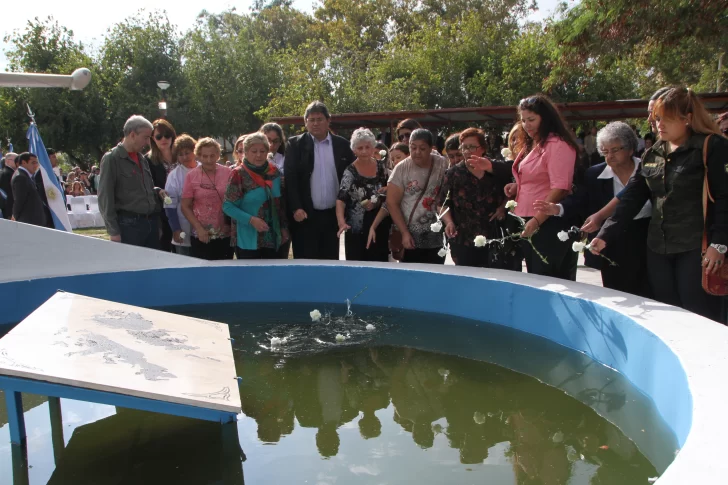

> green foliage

[{"left": 0, "top": 0, "right": 724, "bottom": 163}]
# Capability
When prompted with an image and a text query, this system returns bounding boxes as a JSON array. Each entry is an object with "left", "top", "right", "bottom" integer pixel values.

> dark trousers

[
  {"left": 344, "top": 212, "right": 390, "bottom": 262},
  {"left": 451, "top": 243, "right": 489, "bottom": 268},
  {"left": 172, "top": 245, "right": 191, "bottom": 256},
  {"left": 401, "top": 247, "right": 446, "bottom": 264},
  {"left": 646, "top": 248, "right": 722, "bottom": 322},
  {"left": 191, "top": 237, "right": 234, "bottom": 261},
  {"left": 291, "top": 208, "right": 339, "bottom": 260},
  {"left": 118, "top": 212, "right": 160, "bottom": 250},
  {"left": 159, "top": 211, "right": 173, "bottom": 252},
  {"left": 277, "top": 240, "right": 291, "bottom": 259},
  {"left": 522, "top": 216, "right": 578, "bottom": 281},
  {"left": 235, "top": 247, "right": 279, "bottom": 259},
  {"left": 599, "top": 218, "right": 651, "bottom": 298}
]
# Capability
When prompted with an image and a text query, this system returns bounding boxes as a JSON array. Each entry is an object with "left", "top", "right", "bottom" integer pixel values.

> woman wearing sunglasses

[
  {"left": 395, "top": 119, "right": 421, "bottom": 144},
  {"left": 148, "top": 119, "right": 177, "bottom": 252}
]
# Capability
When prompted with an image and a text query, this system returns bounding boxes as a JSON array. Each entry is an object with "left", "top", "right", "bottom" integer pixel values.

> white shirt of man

[{"left": 309, "top": 133, "right": 338, "bottom": 210}]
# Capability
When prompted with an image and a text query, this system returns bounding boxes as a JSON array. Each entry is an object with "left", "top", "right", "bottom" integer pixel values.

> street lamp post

[{"left": 157, "top": 81, "right": 170, "bottom": 118}]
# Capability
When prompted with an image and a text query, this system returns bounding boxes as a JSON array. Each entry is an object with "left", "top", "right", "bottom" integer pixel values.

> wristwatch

[{"left": 710, "top": 243, "right": 728, "bottom": 254}]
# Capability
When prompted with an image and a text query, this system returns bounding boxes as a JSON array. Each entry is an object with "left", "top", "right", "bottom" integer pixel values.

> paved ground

[{"left": 337, "top": 234, "right": 603, "bottom": 287}]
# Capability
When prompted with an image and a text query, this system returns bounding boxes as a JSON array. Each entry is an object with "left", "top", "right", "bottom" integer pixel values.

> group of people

[{"left": 5, "top": 88, "right": 728, "bottom": 323}]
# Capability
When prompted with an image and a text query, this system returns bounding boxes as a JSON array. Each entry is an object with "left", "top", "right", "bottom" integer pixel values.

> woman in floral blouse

[
  {"left": 181, "top": 138, "right": 233, "bottom": 260},
  {"left": 437, "top": 128, "right": 512, "bottom": 268},
  {"left": 224, "top": 133, "right": 288, "bottom": 259},
  {"left": 336, "top": 128, "right": 389, "bottom": 261}
]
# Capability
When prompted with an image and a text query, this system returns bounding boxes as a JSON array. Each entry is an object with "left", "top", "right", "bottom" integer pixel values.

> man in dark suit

[
  {"left": 534, "top": 122, "right": 651, "bottom": 297},
  {"left": 284, "top": 101, "right": 355, "bottom": 259},
  {"left": 11, "top": 152, "right": 48, "bottom": 227},
  {"left": 0, "top": 152, "right": 17, "bottom": 219}
]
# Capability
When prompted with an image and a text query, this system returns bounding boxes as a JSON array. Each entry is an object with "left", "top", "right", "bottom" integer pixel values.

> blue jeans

[{"left": 118, "top": 212, "right": 160, "bottom": 250}]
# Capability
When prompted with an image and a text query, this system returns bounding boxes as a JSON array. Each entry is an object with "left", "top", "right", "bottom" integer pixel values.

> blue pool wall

[{"left": 0, "top": 264, "right": 691, "bottom": 455}]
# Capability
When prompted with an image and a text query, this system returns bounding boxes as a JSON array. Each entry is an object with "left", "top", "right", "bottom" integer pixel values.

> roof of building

[{"left": 272, "top": 92, "right": 728, "bottom": 129}]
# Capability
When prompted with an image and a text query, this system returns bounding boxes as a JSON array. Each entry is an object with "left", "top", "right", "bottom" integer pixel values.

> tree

[
  {"left": 180, "top": 10, "right": 278, "bottom": 139},
  {"left": 97, "top": 12, "right": 184, "bottom": 138},
  {"left": 2, "top": 17, "right": 108, "bottom": 166},
  {"left": 549, "top": 0, "right": 728, "bottom": 93}
]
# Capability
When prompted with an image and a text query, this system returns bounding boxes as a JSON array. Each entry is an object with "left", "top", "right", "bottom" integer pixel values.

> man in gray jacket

[{"left": 98, "top": 115, "right": 161, "bottom": 249}]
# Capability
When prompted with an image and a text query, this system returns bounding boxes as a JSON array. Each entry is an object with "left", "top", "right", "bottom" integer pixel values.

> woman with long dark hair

[
  {"left": 148, "top": 119, "right": 177, "bottom": 251},
  {"left": 504, "top": 94, "right": 579, "bottom": 280},
  {"left": 590, "top": 87, "right": 728, "bottom": 322}
]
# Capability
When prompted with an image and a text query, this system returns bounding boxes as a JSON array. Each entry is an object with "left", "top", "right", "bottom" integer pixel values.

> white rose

[
  {"left": 267, "top": 152, "right": 274, "bottom": 161},
  {"left": 473, "top": 235, "right": 487, "bottom": 247},
  {"left": 501, "top": 148, "right": 513, "bottom": 159},
  {"left": 179, "top": 232, "right": 187, "bottom": 240},
  {"left": 370, "top": 195, "right": 379, "bottom": 205},
  {"left": 473, "top": 412, "right": 486, "bottom": 425},
  {"left": 431, "top": 221, "right": 443, "bottom": 233},
  {"left": 437, "top": 247, "right": 448, "bottom": 258},
  {"left": 379, "top": 150, "right": 387, "bottom": 158},
  {"left": 505, "top": 200, "right": 517, "bottom": 211},
  {"left": 310, "top": 309, "right": 322, "bottom": 322},
  {"left": 557, "top": 230, "right": 569, "bottom": 242},
  {"left": 163, "top": 196, "right": 173, "bottom": 206},
  {"left": 572, "top": 241, "right": 586, "bottom": 252},
  {"left": 335, "top": 333, "right": 346, "bottom": 343},
  {"left": 366, "top": 324, "right": 375, "bottom": 331}
]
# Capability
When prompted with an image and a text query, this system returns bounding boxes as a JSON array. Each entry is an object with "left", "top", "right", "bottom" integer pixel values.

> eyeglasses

[
  {"left": 398, "top": 132, "right": 411, "bottom": 141},
  {"left": 155, "top": 133, "right": 173, "bottom": 141},
  {"left": 460, "top": 144, "right": 481, "bottom": 152},
  {"left": 268, "top": 138, "right": 281, "bottom": 145},
  {"left": 598, "top": 146, "right": 625, "bottom": 156},
  {"left": 519, "top": 96, "right": 538, "bottom": 108}
]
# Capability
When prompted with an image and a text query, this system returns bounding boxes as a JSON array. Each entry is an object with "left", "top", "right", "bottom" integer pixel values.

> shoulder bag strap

[
  {"left": 407, "top": 160, "right": 435, "bottom": 226},
  {"left": 702, "top": 135, "right": 713, "bottom": 252}
]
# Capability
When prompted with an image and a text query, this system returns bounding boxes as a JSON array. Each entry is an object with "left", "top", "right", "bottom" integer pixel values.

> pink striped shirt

[{"left": 512, "top": 135, "right": 576, "bottom": 217}]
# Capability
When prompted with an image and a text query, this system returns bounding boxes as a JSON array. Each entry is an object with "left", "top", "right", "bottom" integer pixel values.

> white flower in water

[
  {"left": 557, "top": 230, "right": 570, "bottom": 242},
  {"left": 552, "top": 431, "right": 564, "bottom": 443},
  {"left": 270, "top": 336, "right": 287, "bottom": 347},
  {"left": 163, "top": 196, "right": 173, "bottom": 205},
  {"left": 310, "top": 309, "right": 322, "bottom": 322},
  {"left": 366, "top": 323, "right": 375, "bottom": 331},
  {"left": 566, "top": 446, "right": 579, "bottom": 462},
  {"left": 431, "top": 221, "right": 443, "bottom": 233},
  {"left": 437, "top": 247, "right": 448, "bottom": 258},
  {"left": 438, "top": 368, "right": 450, "bottom": 378},
  {"left": 179, "top": 232, "right": 186, "bottom": 240},
  {"left": 505, "top": 200, "right": 517, "bottom": 211},
  {"left": 431, "top": 423, "right": 443, "bottom": 434},
  {"left": 474, "top": 235, "right": 487, "bottom": 247},
  {"left": 335, "top": 333, "right": 346, "bottom": 343},
  {"left": 501, "top": 147, "right": 513, "bottom": 159},
  {"left": 572, "top": 241, "right": 586, "bottom": 252},
  {"left": 473, "top": 412, "right": 486, "bottom": 425},
  {"left": 379, "top": 150, "right": 388, "bottom": 158}
]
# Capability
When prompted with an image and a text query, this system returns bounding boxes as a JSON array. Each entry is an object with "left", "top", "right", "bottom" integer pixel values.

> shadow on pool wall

[{"left": 0, "top": 261, "right": 723, "bottom": 483}]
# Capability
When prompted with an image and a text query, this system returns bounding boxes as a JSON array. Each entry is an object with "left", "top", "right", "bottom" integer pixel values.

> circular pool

[{"left": 1, "top": 255, "right": 728, "bottom": 484}]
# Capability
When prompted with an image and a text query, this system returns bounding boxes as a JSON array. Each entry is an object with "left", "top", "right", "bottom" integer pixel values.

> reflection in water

[
  {"left": 236, "top": 342, "right": 656, "bottom": 484},
  {"left": 0, "top": 303, "right": 663, "bottom": 484}
]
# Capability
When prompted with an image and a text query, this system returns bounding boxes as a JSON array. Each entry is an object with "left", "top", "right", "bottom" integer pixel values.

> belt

[{"left": 117, "top": 210, "right": 157, "bottom": 220}]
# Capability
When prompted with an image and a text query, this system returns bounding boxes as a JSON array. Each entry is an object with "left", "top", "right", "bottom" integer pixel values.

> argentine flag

[{"left": 27, "top": 123, "right": 72, "bottom": 231}]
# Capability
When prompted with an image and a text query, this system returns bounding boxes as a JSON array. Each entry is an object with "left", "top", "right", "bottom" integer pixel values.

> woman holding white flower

[
  {"left": 378, "top": 129, "right": 448, "bottom": 264},
  {"left": 224, "top": 133, "right": 288, "bottom": 259},
  {"left": 506, "top": 95, "right": 579, "bottom": 280},
  {"left": 164, "top": 134, "right": 199, "bottom": 256},
  {"left": 336, "top": 128, "right": 390, "bottom": 261},
  {"left": 181, "top": 138, "right": 234, "bottom": 260},
  {"left": 533, "top": 122, "right": 651, "bottom": 297},
  {"left": 436, "top": 128, "right": 513, "bottom": 268}
]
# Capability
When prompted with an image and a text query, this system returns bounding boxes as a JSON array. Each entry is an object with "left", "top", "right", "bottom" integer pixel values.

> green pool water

[{"left": 0, "top": 303, "right": 670, "bottom": 484}]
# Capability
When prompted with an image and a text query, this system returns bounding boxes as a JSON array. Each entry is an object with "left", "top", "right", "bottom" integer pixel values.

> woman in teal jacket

[{"left": 224, "top": 132, "right": 289, "bottom": 259}]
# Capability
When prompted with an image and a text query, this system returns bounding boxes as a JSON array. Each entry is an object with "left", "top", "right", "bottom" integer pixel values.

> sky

[{"left": 1, "top": 0, "right": 562, "bottom": 71}]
